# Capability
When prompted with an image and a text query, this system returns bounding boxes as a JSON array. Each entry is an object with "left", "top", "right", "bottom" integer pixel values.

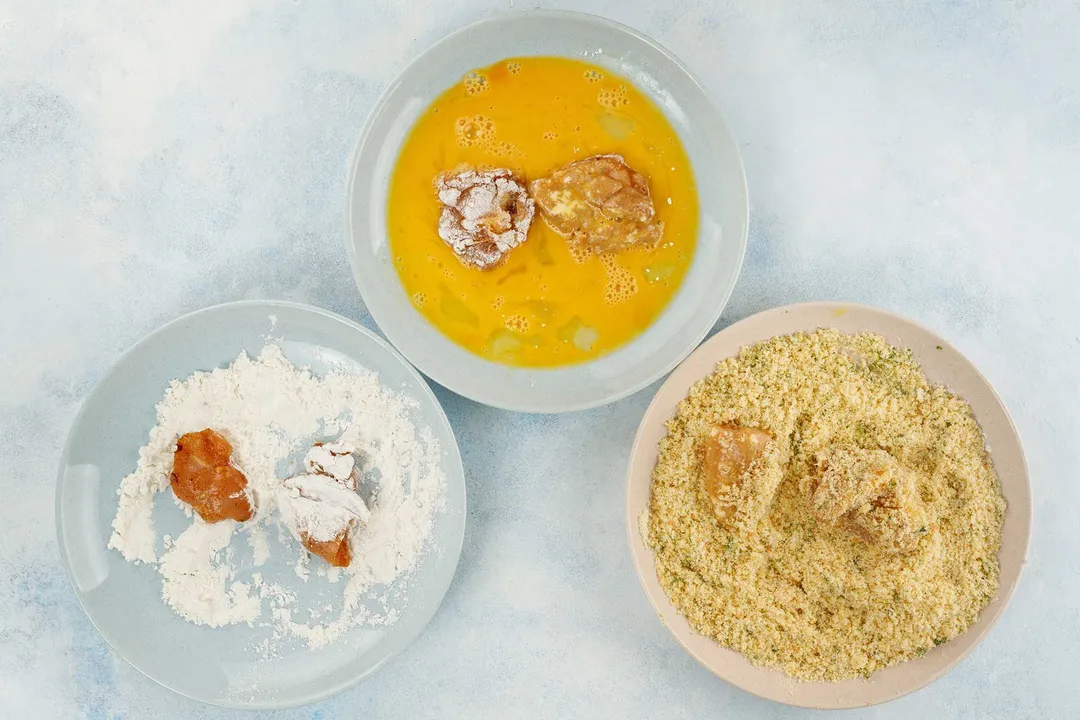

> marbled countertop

[{"left": 2, "top": 1, "right": 1077, "bottom": 718}]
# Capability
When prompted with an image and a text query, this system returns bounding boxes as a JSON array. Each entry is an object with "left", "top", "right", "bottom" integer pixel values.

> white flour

[
  {"left": 277, "top": 471, "right": 371, "bottom": 543},
  {"left": 159, "top": 519, "right": 262, "bottom": 626},
  {"left": 107, "top": 344, "right": 446, "bottom": 648}
]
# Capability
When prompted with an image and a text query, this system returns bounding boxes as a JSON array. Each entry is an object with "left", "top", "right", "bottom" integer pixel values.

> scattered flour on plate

[
  {"left": 159, "top": 519, "right": 262, "bottom": 626},
  {"left": 107, "top": 344, "right": 446, "bottom": 648}
]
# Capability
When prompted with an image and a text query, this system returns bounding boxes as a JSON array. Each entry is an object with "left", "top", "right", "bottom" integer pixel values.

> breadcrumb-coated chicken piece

[
  {"left": 702, "top": 424, "right": 775, "bottom": 529},
  {"left": 813, "top": 446, "right": 930, "bottom": 554},
  {"left": 811, "top": 447, "right": 894, "bottom": 523}
]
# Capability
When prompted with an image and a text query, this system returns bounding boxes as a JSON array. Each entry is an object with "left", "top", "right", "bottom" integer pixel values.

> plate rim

[
  {"left": 344, "top": 8, "right": 749, "bottom": 413},
  {"left": 54, "top": 299, "right": 468, "bottom": 709},
  {"left": 624, "top": 300, "right": 1032, "bottom": 709}
]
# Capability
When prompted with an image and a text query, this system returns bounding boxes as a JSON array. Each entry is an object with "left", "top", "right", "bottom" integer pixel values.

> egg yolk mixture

[{"left": 388, "top": 56, "right": 698, "bottom": 367}]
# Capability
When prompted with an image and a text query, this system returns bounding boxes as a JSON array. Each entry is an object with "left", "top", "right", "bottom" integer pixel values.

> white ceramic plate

[
  {"left": 346, "top": 10, "right": 748, "bottom": 413},
  {"left": 626, "top": 302, "right": 1031, "bottom": 709},
  {"left": 56, "top": 301, "right": 467, "bottom": 709}
]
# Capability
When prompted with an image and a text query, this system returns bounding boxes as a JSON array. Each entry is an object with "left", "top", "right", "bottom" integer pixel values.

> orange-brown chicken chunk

[
  {"left": 301, "top": 529, "right": 352, "bottom": 568},
  {"left": 171, "top": 429, "right": 254, "bottom": 524},
  {"left": 530, "top": 154, "right": 663, "bottom": 254},
  {"left": 276, "top": 443, "right": 371, "bottom": 569},
  {"left": 702, "top": 424, "right": 775, "bottom": 528}
]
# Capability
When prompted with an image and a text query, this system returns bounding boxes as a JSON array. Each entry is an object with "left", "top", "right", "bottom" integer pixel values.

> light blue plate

[
  {"left": 347, "top": 10, "right": 749, "bottom": 413},
  {"left": 55, "top": 301, "right": 467, "bottom": 709}
]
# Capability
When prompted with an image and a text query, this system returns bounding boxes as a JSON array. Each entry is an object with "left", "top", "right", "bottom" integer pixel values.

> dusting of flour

[{"left": 107, "top": 344, "right": 446, "bottom": 649}]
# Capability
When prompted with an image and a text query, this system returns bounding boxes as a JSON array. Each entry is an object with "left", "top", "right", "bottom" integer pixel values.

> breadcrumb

[{"left": 647, "top": 329, "right": 1006, "bottom": 681}]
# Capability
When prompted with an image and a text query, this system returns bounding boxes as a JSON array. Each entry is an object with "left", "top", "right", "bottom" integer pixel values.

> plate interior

[
  {"left": 56, "top": 301, "right": 467, "bottom": 709},
  {"left": 347, "top": 10, "right": 748, "bottom": 412},
  {"left": 625, "top": 301, "right": 1031, "bottom": 709}
]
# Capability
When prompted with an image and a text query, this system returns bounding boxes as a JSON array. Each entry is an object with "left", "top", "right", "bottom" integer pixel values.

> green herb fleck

[{"left": 854, "top": 420, "right": 869, "bottom": 440}]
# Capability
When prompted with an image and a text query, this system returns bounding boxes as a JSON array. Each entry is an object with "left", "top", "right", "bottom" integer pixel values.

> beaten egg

[{"left": 388, "top": 56, "right": 698, "bottom": 367}]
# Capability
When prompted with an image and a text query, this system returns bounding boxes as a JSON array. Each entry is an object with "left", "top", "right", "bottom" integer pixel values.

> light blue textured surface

[{"left": 1, "top": 1, "right": 1077, "bottom": 718}]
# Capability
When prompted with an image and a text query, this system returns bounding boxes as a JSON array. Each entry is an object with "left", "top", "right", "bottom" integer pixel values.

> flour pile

[{"left": 107, "top": 345, "right": 446, "bottom": 649}]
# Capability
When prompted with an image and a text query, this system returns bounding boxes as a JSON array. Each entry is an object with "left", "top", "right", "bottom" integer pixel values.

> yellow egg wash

[{"left": 388, "top": 56, "right": 698, "bottom": 367}]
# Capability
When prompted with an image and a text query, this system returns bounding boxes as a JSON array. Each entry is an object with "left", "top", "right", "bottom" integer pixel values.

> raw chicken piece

[
  {"left": 305, "top": 441, "right": 358, "bottom": 490},
  {"left": 300, "top": 529, "right": 352, "bottom": 568},
  {"left": 702, "top": 424, "right": 775, "bottom": 528},
  {"left": 277, "top": 443, "right": 370, "bottom": 568},
  {"left": 171, "top": 429, "right": 253, "bottom": 524},
  {"left": 813, "top": 447, "right": 931, "bottom": 555},
  {"left": 530, "top": 154, "right": 663, "bottom": 254},
  {"left": 277, "top": 473, "right": 370, "bottom": 568},
  {"left": 436, "top": 167, "right": 535, "bottom": 270}
]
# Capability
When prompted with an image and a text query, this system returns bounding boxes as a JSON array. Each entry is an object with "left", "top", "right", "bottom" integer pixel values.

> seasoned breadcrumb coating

[{"left": 648, "top": 329, "right": 1005, "bottom": 681}]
